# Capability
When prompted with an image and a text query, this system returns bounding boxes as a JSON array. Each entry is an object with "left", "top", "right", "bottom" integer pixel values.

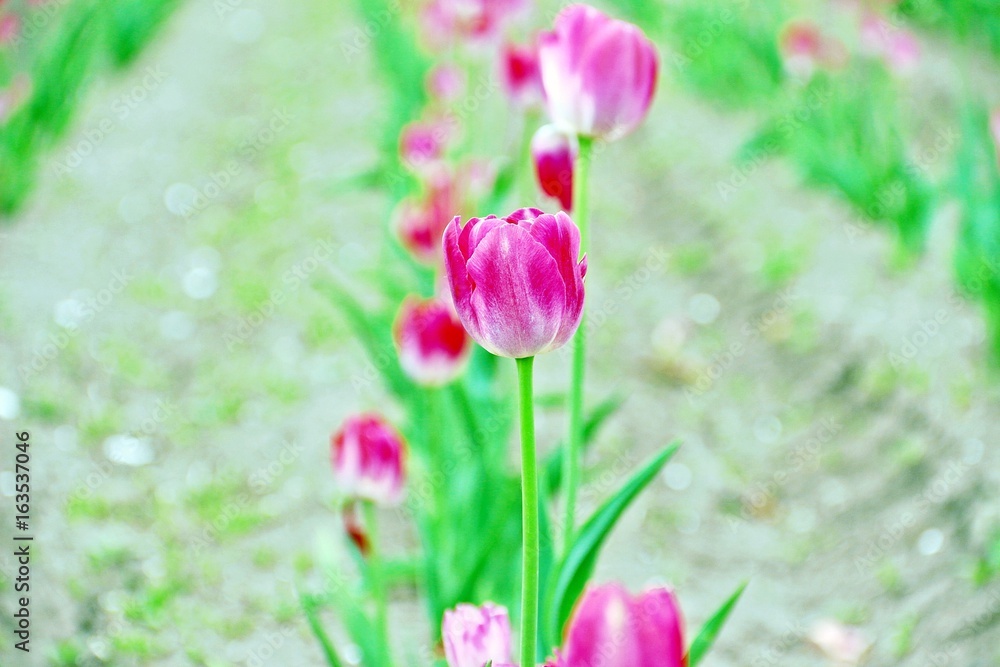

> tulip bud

[
  {"left": 531, "top": 124, "right": 577, "bottom": 211},
  {"left": 443, "top": 208, "right": 586, "bottom": 359},
  {"left": 443, "top": 603, "right": 512, "bottom": 667},
  {"left": 561, "top": 583, "right": 685, "bottom": 667},
  {"left": 538, "top": 4, "right": 658, "bottom": 141},
  {"left": 501, "top": 41, "right": 544, "bottom": 108},
  {"left": 393, "top": 296, "right": 471, "bottom": 386},
  {"left": 330, "top": 414, "right": 406, "bottom": 506}
]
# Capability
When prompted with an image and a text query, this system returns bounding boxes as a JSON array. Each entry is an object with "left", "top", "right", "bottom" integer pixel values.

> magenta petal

[
  {"left": 562, "top": 584, "right": 640, "bottom": 667},
  {"left": 465, "top": 223, "right": 565, "bottom": 357},
  {"left": 635, "top": 588, "right": 685, "bottom": 667},
  {"left": 444, "top": 217, "right": 481, "bottom": 343},
  {"left": 527, "top": 212, "right": 585, "bottom": 347}
]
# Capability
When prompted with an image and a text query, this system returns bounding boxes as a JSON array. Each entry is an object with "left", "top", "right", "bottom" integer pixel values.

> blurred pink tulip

[
  {"left": 393, "top": 296, "right": 471, "bottom": 386},
  {"left": 779, "top": 20, "right": 848, "bottom": 78},
  {"left": 501, "top": 41, "right": 544, "bottom": 108},
  {"left": 860, "top": 14, "right": 920, "bottom": 74},
  {"left": 0, "top": 13, "right": 18, "bottom": 45},
  {"left": 421, "top": 0, "right": 526, "bottom": 49},
  {"left": 427, "top": 64, "right": 467, "bottom": 103},
  {"left": 443, "top": 602, "right": 512, "bottom": 667},
  {"left": 538, "top": 4, "right": 658, "bottom": 140},
  {"left": 395, "top": 170, "right": 458, "bottom": 265},
  {"left": 531, "top": 124, "right": 576, "bottom": 211},
  {"left": 330, "top": 414, "right": 407, "bottom": 506},
  {"left": 0, "top": 74, "right": 31, "bottom": 124},
  {"left": 399, "top": 120, "right": 449, "bottom": 173},
  {"left": 443, "top": 207, "right": 586, "bottom": 358},
  {"left": 561, "top": 583, "right": 686, "bottom": 667}
]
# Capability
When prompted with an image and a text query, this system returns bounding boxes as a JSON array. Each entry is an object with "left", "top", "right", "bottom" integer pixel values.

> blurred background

[{"left": 1, "top": 0, "right": 1000, "bottom": 664}]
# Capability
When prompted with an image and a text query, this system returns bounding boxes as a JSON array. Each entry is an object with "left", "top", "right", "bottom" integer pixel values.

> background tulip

[
  {"left": 395, "top": 170, "right": 458, "bottom": 265},
  {"left": 393, "top": 296, "right": 471, "bottom": 386},
  {"left": 538, "top": 4, "right": 658, "bottom": 141},
  {"left": 443, "top": 208, "right": 586, "bottom": 358},
  {"left": 531, "top": 124, "right": 577, "bottom": 211},
  {"left": 561, "top": 583, "right": 685, "bottom": 667},
  {"left": 501, "top": 41, "right": 544, "bottom": 108},
  {"left": 443, "top": 602, "right": 512, "bottom": 667},
  {"left": 330, "top": 414, "right": 406, "bottom": 506}
]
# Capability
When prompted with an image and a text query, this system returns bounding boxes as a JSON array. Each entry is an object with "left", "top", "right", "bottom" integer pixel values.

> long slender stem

[
  {"left": 565, "top": 136, "right": 593, "bottom": 554},
  {"left": 516, "top": 356, "right": 539, "bottom": 667},
  {"left": 363, "top": 502, "right": 391, "bottom": 666}
]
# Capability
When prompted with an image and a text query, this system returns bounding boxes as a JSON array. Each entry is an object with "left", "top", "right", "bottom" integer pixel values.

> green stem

[
  {"left": 363, "top": 502, "right": 391, "bottom": 667},
  {"left": 516, "top": 356, "right": 539, "bottom": 667},
  {"left": 565, "top": 136, "right": 592, "bottom": 554}
]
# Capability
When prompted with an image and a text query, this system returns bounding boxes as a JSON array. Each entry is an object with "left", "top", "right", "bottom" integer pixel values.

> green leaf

[
  {"left": 686, "top": 581, "right": 748, "bottom": 666},
  {"left": 544, "top": 442, "right": 680, "bottom": 645},
  {"left": 300, "top": 593, "right": 345, "bottom": 667}
]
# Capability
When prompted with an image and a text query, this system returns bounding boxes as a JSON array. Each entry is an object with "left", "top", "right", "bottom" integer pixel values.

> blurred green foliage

[{"left": 899, "top": 0, "right": 1000, "bottom": 57}]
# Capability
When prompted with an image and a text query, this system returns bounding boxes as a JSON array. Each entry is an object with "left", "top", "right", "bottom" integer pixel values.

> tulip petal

[
  {"left": 636, "top": 588, "right": 685, "bottom": 667},
  {"left": 465, "top": 222, "right": 566, "bottom": 357},
  {"left": 562, "top": 584, "right": 640, "bottom": 667},
  {"left": 527, "top": 212, "right": 585, "bottom": 347}
]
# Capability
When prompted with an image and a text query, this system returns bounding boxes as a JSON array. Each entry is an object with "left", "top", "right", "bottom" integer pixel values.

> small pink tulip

[
  {"left": 399, "top": 120, "right": 449, "bottom": 173},
  {"left": 501, "top": 41, "right": 544, "bottom": 108},
  {"left": 393, "top": 296, "right": 471, "bottom": 386},
  {"left": 330, "top": 414, "right": 407, "bottom": 506},
  {"left": 443, "top": 207, "right": 586, "bottom": 358},
  {"left": 538, "top": 4, "right": 658, "bottom": 141},
  {"left": 395, "top": 171, "right": 458, "bottom": 265},
  {"left": 860, "top": 14, "right": 920, "bottom": 74},
  {"left": 427, "top": 64, "right": 467, "bottom": 103},
  {"left": 443, "top": 603, "right": 512, "bottom": 667},
  {"left": 421, "top": 0, "right": 526, "bottom": 49},
  {"left": 531, "top": 124, "right": 577, "bottom": 211},
  {"left": 779, "top": 20, "right": 847, "bottom": 78},
  {"left": 561, "top": 583, "right": 686, "bottom": 667}
]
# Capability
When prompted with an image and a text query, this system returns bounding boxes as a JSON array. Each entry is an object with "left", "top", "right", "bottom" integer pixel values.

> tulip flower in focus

[
  {"left": 443, "top": 207, "right": 586, "bottom": 358},
  {"left": 393, "top": 295, "right": 470, "bottom": 386},
  {"left": 443, "top": 602, "right": 512, "bottom": 667},
  {"left": 501, "top": 41, "right": 544, "bottom": 108},
  {"left": 330, "top": 414, "right": 407, "bottom": 506},
  {"left": 531, "top": 124, "right": 576, "bottom": 211},
  {"left": 560, "top": 583, "right": 686, "bottom": 667},
  {"left": 538, "top": 4, "right": 657, "bottom": 141}
]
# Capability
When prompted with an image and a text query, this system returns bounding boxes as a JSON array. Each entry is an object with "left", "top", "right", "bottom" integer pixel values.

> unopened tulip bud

[
  {"left": 501, "top": 41, "right": 544, "bottom": 108},
  {"left": 330, "top": 414, "right": 406, "bottom": 506},
  {"left": 443, "top": 208, "right": 586, "bottom": 358},
  {"left": 531, "top": 124, "right": 576, "bottom": 211}
]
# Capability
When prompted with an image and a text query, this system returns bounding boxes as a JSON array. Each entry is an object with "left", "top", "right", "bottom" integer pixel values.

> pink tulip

[
  {"left": 443, "top": 208, "right": 586, "bottom": 358},
  {"left": 860, "top": 14, "right": 920, "bottom": 74},
  {"left": 427, "top": 64, "right": 467, "bottom": 103},
  {"left": 395, "top": 170, "right": 459, "bottom": 265},
  {"left": 393, "top": 296, "right": 471, "bottom": 386},
  {"left": 560, "top": 583, "right": 686, "bottom": 667},
  {"left": 330, "top": 414, "right": 407, "bottom": 506},
  {"left": 400, "top": 120, "right": 449, "bottom": 173},
  {"left": 501, "top": 41, "right": 544, "bottom": 108},
  {"left": 779, "top": 20, "right": 848, "bottom": 79},
  {"left": 421, "top": 0, "right": 526, "bottom": 49},
  {"left": 0, "top": 13, "right": 18, "bottom": 45},
  {"left": 531, "top": 124, "right": 576, "bottom": 211},
  {"left": 538, "top": 4, "right": 658, "bottom": 141},
  {"left": 443, "top": 603, "right": 512, "bottom": 667}
]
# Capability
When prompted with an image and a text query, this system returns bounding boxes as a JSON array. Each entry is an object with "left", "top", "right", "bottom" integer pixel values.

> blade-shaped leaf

[
  {"left": 544, "top": 442, "right": 680, "bottom": 645},
  {"left": 686, "top": 581, "right": 748, "bottom": 667},
  {"left": 300, "top": 593, "right": 345, "bottom": 667}
]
